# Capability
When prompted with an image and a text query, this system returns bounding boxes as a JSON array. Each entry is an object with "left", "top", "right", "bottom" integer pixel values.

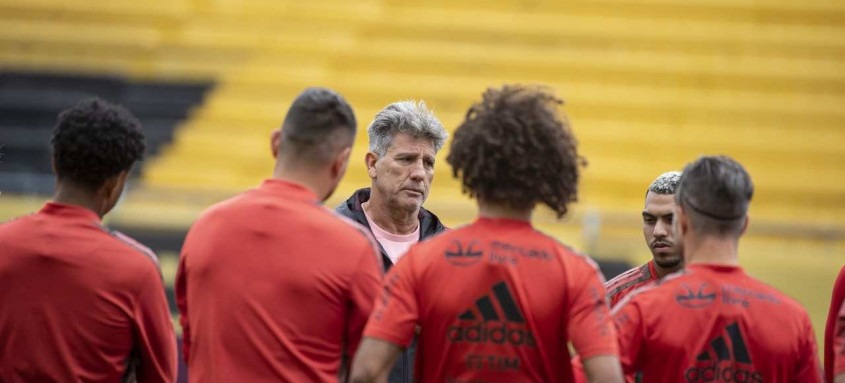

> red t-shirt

[
  {"left": 363, "top": 217, "right": 617, "bottom": 383},
  {"left": 826, "top": 265, "right": 845, "bottom": 382},
  {"left": 606, "top": 260, "right": 659, "bottom": 308},
  {"left": 613, "top": 264, "right": 822, "bottom": 382},
  {"left": 0, "top": 202, "right": 176, "bottom": 383},
  {"left": 176, "top": 179, "right": 382, "bottom": 383}
]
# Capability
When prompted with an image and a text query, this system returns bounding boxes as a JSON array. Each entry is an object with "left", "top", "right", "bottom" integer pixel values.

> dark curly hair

[
  {"left": 51, "top": 98, "right": 146, "bottom": 190},
  {"left": 446, "top": 85, "right": 586, "bottom": 218}
]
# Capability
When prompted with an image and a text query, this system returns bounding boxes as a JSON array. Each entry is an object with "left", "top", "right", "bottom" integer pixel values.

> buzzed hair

[
  {"left": 675, "top": 155, "right": 754, "bottom": 237},
  {"left": 647, "top": 171, "right": 683, "bottom": 196},
  {"left": 279, "top": 87, "right": 356, "bottom": 164}
]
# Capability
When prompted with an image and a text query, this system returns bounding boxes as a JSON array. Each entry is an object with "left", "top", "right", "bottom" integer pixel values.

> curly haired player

[
  {"left": 350, "top": 85, "right": 623, "bottom": 383},
  {"left": 0, "top": 98, "right": 176, "bottom": 382}
]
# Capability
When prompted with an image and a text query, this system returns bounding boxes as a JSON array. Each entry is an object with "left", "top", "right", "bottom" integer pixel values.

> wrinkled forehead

[
  {"left": 644, "top": 191, "right": 677, "bottom": 214},
  {"left": 386, "top": 132, "right": 436, "bottom": 155}
]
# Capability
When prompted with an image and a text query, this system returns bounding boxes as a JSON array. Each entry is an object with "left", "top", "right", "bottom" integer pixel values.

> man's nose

[
  {"left": 654, "top": 219, "right": 670, "bottom": 238},
  {"left": 409, "top": 160, "right": 425, "bottom": 182}
]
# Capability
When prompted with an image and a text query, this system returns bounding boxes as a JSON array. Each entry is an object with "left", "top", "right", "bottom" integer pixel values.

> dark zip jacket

[{"left": 336, "top": 188, "right": 447, "bottom": 383}]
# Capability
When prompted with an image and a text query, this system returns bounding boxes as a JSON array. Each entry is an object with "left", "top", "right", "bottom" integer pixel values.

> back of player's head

[
  {"left": 675, "top": 155, "right": 754, "bottom": 237},
  {"left": 647, "top": 171, "right": 682, "bottom": 197},
  {"left": 447, "top": 84, "right": 586, "bottom": 218},
  {"left": 279, "top": 87, "right": 356, "bottom": 165},
  {"left": 367, "top": 100, "right": 448, "bottom": 157},
  {"left": 51, "top": 98, "right": 146, "bottom": 191}
]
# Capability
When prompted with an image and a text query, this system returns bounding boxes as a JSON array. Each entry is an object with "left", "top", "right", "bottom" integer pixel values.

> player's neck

[
  {"left": 684, "top": 235, "right": 740, "bottom": 266},
  {"left": 363, "top": 193, "right": 419, "bottom": 235},
  {"left": 273, "top": 163, "right": 330, "bottom": 202},
  {"left": 477, "top": 201, "right": 532, "bottom": 221},
  {"left": 52, "top": 183, "right": 106, "bottom": 218},
  {"left": 654, "top": 262, "right": 682, "bottom": 279}
]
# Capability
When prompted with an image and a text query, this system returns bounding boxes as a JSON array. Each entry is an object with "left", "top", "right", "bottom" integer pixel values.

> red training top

[
  {"left": 835, "top": 293, "right": 845, "bottom": 379},
  {"left": 363, "top": 217, "right": 618, "bottom": 383},
  {"left": 614, "top": 264, "right": 822, "bottom": 383},
  {"left": 0, "top": 202, "right": 176, "bottom": 383},
  {"left": 826, "top": 265, "right": 845, "bottom": 382},
  {"left": 605, "top": 260, "right": 659, "bottom": 308},
  {"left": 176, "top": 179, "right": 382, "bottom": 383}
]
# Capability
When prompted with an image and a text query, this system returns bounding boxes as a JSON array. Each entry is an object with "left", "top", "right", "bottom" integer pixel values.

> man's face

[
  {"left": 370, "top": 132, "right": 435, "bottom": 213},
  {"left": 643, "top": 191, "right": 683, "bottom": 269}
]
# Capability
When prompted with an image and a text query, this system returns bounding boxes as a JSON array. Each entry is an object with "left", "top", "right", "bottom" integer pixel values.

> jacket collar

[{"left": 336, "top": 187, "right": 447, "bottom": 267}]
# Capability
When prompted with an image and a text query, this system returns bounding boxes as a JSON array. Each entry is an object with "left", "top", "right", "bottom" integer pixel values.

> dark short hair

[
  {"left": 446, "top": 85, "right": 586, "bottom": 218},
  {"left": 51, "top": 98, "right": 146, "bottom": 190},
  {"left": 280, "top": 87, "right": 356, "bottom": 163},
  {"left": 675, "top": 155, "right": 754, "bottom": 236}
]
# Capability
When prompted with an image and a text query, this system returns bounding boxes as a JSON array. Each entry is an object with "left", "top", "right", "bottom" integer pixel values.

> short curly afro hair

[
  {"left": 51, "top": 98, "right": 146, "bottom": 190},
  {"left": 446, "top": 85, "right": 586, "bottom": 218}
]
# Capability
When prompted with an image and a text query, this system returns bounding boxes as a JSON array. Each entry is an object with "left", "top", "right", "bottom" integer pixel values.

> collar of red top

[
  {"left": 260, "top": 178, "right": 319, "bottom": 202},
  {"left": 40, "top": 202, "right": 102, "bottom": 223},
  {"left": 475, "top": 216, "right": 532, "bottom": 227},
  {"left": 686, "top": 263, "right": 744, "bottom": 274},
  {"left": 646, "top": 259, "right": 659, "bottom": 280}
]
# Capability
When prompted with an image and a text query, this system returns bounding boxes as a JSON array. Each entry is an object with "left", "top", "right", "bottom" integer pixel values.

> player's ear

[
  {"left": 674, "top": 205, "right": 688, "bottom": 238},
  {"left": 270, "top": 130, "right": 282, "bottom": 159},
  {"left": 365, "top": 152, "right": 378, "bottom": 179},
  {"left": 99, "top": 170, "right": 130, "bottom": 215},
  {"left": 332, "top": 146, "right": 352, "bottom": 181},
  {"left": 740, "top": 215, "right": 750, "bottom": 235}
]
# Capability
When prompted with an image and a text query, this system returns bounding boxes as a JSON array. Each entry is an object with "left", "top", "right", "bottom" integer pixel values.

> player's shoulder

[
  {"left": 737, "top": 273, "right": 808, "bottom": 315},
  {"left": 0, "top": 213, "right": 32, "bottom": 235},
  {"left": 606, "top": 263, "right": 654, "bottom": 291},
  {"left": 613, "top": 269, "right": 690, "bottom": 310},
  {"left": 103, "top": 230, "right": 161, "bottom": 269},
  {"left": 531, "top": 229, "right": 597, "bottom": 264},
  {"left": 330, "top": 209, "right": 382, "bottom": 248},
  {"left": 199, "top": 189, "right": 257, "bottom": 218}
]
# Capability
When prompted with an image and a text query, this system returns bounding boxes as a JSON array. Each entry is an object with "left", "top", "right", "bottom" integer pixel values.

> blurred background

[{"left": 0, "top": 0, "right": 843, "bottom": 364}]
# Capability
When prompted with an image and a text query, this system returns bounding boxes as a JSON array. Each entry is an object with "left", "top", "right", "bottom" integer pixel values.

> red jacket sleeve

[
  {"left": 567, "top": 258, "right": 618, "bottom": 360},
  {"left": 612, "top": 295, "right": 646, "bottom": 379},
  {"left": 826, "top": 265, "right": 845, "bottom": 383},
  {"left": 175, "top": 251, "right": 190, "bottom": 363},
  {"left": 835, "top": 300, "right": 845, "bottom": 378},
  {"left": 133, "top": 265, "right": 178, "bottom": 383},
  {"left": 793, "top": 310, "right": 824, "bottom": 383},
  {"left": 363, "top": 250, "right": 419, "bottom": 348},
  {"left": 345, "top": 243, "right": 383, "bottom": 357}
]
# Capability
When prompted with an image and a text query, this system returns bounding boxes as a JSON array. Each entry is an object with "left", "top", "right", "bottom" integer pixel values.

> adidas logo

[
  {"left": 447, "top": 281, "right": 536, "bottom": 347},
  {"left": 685, "top": 322, "right": 762, "bottom": 383}
]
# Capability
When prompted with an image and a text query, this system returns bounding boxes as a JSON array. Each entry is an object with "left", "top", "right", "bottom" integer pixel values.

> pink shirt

[{"left": 362, "top": 202, "right": 419, "bottom": 264}]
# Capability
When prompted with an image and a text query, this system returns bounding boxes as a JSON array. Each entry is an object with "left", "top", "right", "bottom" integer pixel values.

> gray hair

[
  {"left": 367, "top": 100, "right": 448, "bottom": 157},
  {"left": 648, "top": 171, "right": 683, "bottom": 195}
]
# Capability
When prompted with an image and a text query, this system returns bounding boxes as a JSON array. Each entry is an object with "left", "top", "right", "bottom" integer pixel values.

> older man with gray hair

[{"left": 336, "top": 100, "right": 448, "bottom": 383}]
